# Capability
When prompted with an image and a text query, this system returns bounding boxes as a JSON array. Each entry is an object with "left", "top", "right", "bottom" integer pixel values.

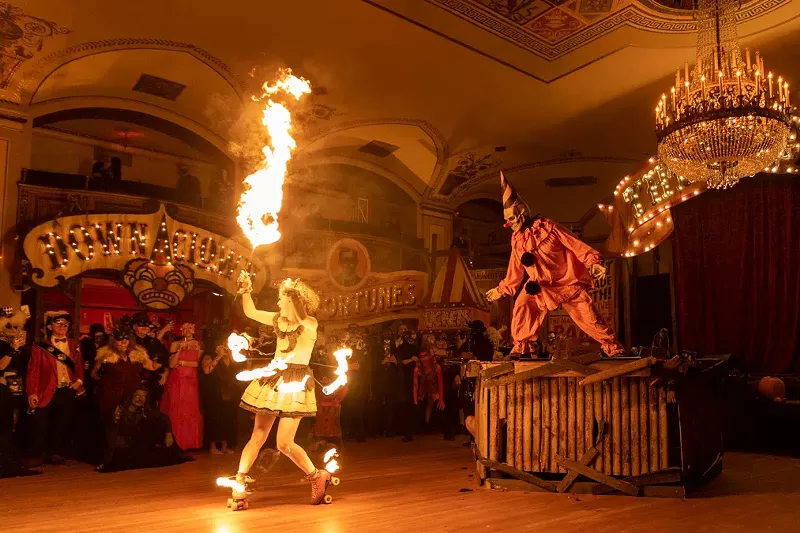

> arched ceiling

[{"left": 3, "top": 0, "right": 800, "bottom": 220}]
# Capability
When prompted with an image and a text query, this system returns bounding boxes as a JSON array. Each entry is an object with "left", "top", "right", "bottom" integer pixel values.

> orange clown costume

[{"left": 486, "top": 173, "right": 624, "bottom": 357}]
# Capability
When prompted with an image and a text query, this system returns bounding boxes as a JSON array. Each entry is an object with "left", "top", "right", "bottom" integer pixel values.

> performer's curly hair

[{"left": 279, "top": 278, "right": 320, "bottom": 315}]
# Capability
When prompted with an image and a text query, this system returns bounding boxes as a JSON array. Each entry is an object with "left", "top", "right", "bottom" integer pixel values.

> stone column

[
  {"left": 420, "top": 202, "right": 454, "bottom": 276},
  {"left": 0, "top": 108, "right": 32, "bottom": 307}
]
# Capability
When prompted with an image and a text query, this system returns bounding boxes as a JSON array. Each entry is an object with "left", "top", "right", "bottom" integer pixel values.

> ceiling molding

[
  {"left": 10, "top": 38, "right": 247, "bottom": 106},
  {"left": 447, "top": 154, "right": 640, "bottom": 202}
]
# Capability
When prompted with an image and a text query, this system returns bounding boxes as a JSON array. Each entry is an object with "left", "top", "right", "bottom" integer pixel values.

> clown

[{"left": 486, "top": 172, "right": 624, "bottom": 357}]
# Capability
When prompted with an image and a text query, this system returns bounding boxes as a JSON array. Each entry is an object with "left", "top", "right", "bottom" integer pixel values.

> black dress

[
  {"left": 199, "top": 361, "right": 237, "bottom": 446},
  {"left": 99, "top": 396, "right": 189, "bottom": 473}
]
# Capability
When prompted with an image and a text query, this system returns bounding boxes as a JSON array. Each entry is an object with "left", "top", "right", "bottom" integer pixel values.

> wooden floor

[{"left": 2, "top": 436, "right": 800, "bottom": 533}]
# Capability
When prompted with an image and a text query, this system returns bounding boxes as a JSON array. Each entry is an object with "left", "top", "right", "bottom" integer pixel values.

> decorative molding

[
  {"left": 298, "top": 117, "right": 451, "bottom": 200},
  {"left": 0, "top": 2, "right": 70, "bottom": 90},
  {"left": 10, "top": 38, "right": 246, "bottom": 105},
  {"left": 448, "top": 154, "right": 640, "bottom": 200},
  {"left": 436, "top": 151, "right": 503, "bottom": 196},
  {"left": 426, "top": 0, "right": 789, "bottom": 61}
]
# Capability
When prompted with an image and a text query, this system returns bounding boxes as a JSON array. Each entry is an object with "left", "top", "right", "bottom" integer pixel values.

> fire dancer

[
  {"left": 231, "top": 271, "right": 333, "bottom": 505},
  {"left": 485, "top": 172, "right": 624, "bottom": 357}
]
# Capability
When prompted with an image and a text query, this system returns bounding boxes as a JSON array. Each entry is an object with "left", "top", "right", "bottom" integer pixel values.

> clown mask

[{"left": 503, "top": 203, "right": 528, "bottom": 233}]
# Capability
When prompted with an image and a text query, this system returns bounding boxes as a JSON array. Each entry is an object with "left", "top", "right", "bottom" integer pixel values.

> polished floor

[{"left": 2, "top": 436, "right": 800, "bottom": 533}]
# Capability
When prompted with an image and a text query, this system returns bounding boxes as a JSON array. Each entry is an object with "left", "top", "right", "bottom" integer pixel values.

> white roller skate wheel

[
  {"left": 323, "top": 494, "right": 333, "bottom": 504},
  {"left": 226, "top": 498, "right": 233, "bottom": 507},
  {"left": 331, "top": 477, "right": 340, "bottom": 486},
  {"left": 242, "top": 501, "right": 249, "bottom": 510}
]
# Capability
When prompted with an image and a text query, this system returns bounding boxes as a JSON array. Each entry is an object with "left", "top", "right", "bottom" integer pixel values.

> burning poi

[{"left": 216, "top": 70, "right": 346, "bottom": 510}]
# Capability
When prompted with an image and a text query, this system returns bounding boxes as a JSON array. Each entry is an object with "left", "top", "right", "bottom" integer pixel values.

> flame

[
  {"left": 323, "top": 448, "right": 337, "bottom": 463},
  {"left": 324, "top": 448, "right": 339, "bottom": 473},
  {"left": 236, "top": 353, "right": 294, "bottom": 382},
  {"left": 322, "top": 348, "right": 351, "bottom": 395},
  {"left": 276, "top": 374, "right": 310, "bottom": 393},
  {"left": 325, "top": 459, "right": 339, "bottom": 474},
  {"left": 227, "top": 332, "right": 251, "bottom": 363},
  {"left": 237, "top": 68, "right": 312, "bottom": 249},
  {"left": 216, "top": 477, "right": 245, "bottom": 492}
]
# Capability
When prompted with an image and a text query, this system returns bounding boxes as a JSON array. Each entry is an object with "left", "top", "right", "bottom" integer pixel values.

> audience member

[
  {"left": 92, "top": 319, "right": 160, "bottom": 423},
  {"left": 161, "top": 323, "right": 203, "bottom": 450},
  {"left": 97, "top": 387, "right": 189, "bottom": 473},
  {"left": 27, "top": 311, "right": 84, "bottom": 466},
  {"left": 199, "top": 344, "right": 237, "bottom": 454}
]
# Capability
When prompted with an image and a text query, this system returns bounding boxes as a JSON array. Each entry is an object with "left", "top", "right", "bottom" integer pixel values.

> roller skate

[
  {"left": 305, "top": 448, "right": 341, "bottom": 505},
  {"left": 216, "top": 472, "right": 254, "bottom": 511}
]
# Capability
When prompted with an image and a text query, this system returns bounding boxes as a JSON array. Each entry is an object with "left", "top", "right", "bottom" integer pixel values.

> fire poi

[{"left": 216, "top": 69, "right": 344, "bottom": 511}]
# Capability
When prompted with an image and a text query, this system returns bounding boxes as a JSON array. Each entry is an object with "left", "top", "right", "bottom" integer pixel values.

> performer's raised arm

[
  {"left": 551, "top": 223, "right": 606, "bottom": 281},
  {"left": 237, "top": 270, "right": 277, "bottom": 325}
]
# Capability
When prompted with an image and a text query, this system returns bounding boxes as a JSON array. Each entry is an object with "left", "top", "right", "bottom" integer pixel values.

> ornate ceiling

[{"left": 1, "top": 0, "right": 799, "bottom": 218}]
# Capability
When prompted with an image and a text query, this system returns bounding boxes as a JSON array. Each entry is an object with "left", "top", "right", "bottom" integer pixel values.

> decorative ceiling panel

[{"left": 426, "top": 0, "right": 786, "bottom": 60}]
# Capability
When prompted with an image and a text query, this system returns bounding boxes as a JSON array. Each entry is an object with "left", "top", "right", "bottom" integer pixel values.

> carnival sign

[
  {"left": 320, "top": 272, "right": 426, "bottom": 322},
  {"left": 420, "top": 306, "right": 481, "bottom": 331},
  {"left": 23, "top": 204, "right": 256, "bottom": 309}
]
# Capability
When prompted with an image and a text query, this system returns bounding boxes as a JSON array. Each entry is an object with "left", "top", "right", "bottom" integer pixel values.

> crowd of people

[{"left": 0, "top": 302, "right": 497, "bottom": 479}]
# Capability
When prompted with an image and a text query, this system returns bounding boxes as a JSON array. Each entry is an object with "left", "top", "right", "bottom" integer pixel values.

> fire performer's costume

[
  {"left": 226, "top": 275, "right": 335, "bottom": 509},
  {"left": 239, "top": 314, "right": 317, "bottom": 418},
  {"left": 487, "top": 173, "right": 624, "bottom": 357}
]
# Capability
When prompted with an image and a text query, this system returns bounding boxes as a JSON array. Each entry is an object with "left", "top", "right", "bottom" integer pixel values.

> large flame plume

[
  {"left": 322, "top": 348, "right": 352, "bottom": 395},
  {"left": 237, "top": 68, "right": 311, "bottom": 249},
  {"left": 227, "top": 332, "right": 251, "bottom": 363}
]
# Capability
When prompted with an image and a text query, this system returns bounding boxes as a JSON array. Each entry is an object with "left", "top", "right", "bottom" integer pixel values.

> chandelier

[{"left": 655, "top": 0, "right": 792, "bottom": 189}]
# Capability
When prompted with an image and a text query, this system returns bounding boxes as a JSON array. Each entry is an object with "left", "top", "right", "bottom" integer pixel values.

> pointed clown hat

[
  {"left": 501, "top": 170, "right": 532, "bottom": 208},
  {"left": 500, "top": 171, "right": 535, "bottom": 227}
]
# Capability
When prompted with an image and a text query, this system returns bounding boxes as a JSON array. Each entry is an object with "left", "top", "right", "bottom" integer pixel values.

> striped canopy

[{"left": 422, "top": 248, "right": 488, "bottom": 309}]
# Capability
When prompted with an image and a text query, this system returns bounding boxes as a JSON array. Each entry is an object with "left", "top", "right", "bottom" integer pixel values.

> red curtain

[{"left": 673, "top": 174, "right": 800, "bottom": 374}]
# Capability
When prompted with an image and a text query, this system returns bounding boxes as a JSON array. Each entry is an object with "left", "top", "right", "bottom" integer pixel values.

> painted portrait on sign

[{"left": 327, "top": 238, "right": 370, "bottom": 290}]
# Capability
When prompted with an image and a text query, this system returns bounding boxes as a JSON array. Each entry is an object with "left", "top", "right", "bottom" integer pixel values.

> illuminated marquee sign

[{"left": 23, "top": 205, "right": 256, "bottom": 308}]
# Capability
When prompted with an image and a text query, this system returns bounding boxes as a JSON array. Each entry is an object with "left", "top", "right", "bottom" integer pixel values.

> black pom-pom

[
  {"left": 520, "top": 252, "right": 535, "bottom": 267},
  {"left": 525, "top": 281, "right": 541, "bottom": 295}
]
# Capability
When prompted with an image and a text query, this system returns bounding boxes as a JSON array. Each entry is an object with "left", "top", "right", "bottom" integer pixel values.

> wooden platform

[{"left": 2, "top": 436, "right": 800, "bottom": 532}]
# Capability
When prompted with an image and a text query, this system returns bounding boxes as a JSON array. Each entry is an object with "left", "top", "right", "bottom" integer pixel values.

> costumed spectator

[
  {"left": 97, "top": 387, "right": 189, "bottom": 473},
  {"left": 312, "top": 376, "right": 348, "bottom": 450},
  {"left": 413, "top": 341, "right": 445, "bottom": 432},
  {"left": 79, "top": 323, "right": 107, "bottom": 377},
  {"left": 26, "top": 311, "right": 85, "bottom": 466},
  {"left": 92, "top": 318, "right": 161, "bottom": 423},
  {"left": 76, "top": 322, "right": 107, "bottom": 464},
  {"left": 199, "top": 344, "right": 238, "bottom": 454},
  {"left": 485, "top": 172, "right": 624, "bottom": 357},
  {"left": 0, "top": 306, "right": 37, "bottom": 478},
  {"left": 374, "top": 332, "right": 403, "bottom": 437},
  {"left": 160, "top": 323, "right": 203, "bottom": 450},
  {"left": 458, "top": 321, "right": 494, "bottom": 362},
  {"left": 131, "top": 312, "right": 171, "bottom": 405},
  {"left": 394, "top": 326, "right": 419, "bottom": 441},
  {"left": 0, "top": 306, "right": 30, "bottom": 438},
  {"left": 340, "top": 328, "right": 368, "bottom": 442}
]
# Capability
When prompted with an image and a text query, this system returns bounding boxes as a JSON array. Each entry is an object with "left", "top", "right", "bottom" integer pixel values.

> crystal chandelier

[{"left": 655, "top": 0, "right": 792, "bottom": 189}]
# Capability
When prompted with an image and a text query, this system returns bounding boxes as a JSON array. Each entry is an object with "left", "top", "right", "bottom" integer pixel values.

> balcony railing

[{"left": 21, "top": 169, "right": 233, "bottom": 214}]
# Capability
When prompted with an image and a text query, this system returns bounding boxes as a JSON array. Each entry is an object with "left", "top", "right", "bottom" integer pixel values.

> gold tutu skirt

[{"left": 240, "top": 364, "right": 317, "bottom": 418}]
